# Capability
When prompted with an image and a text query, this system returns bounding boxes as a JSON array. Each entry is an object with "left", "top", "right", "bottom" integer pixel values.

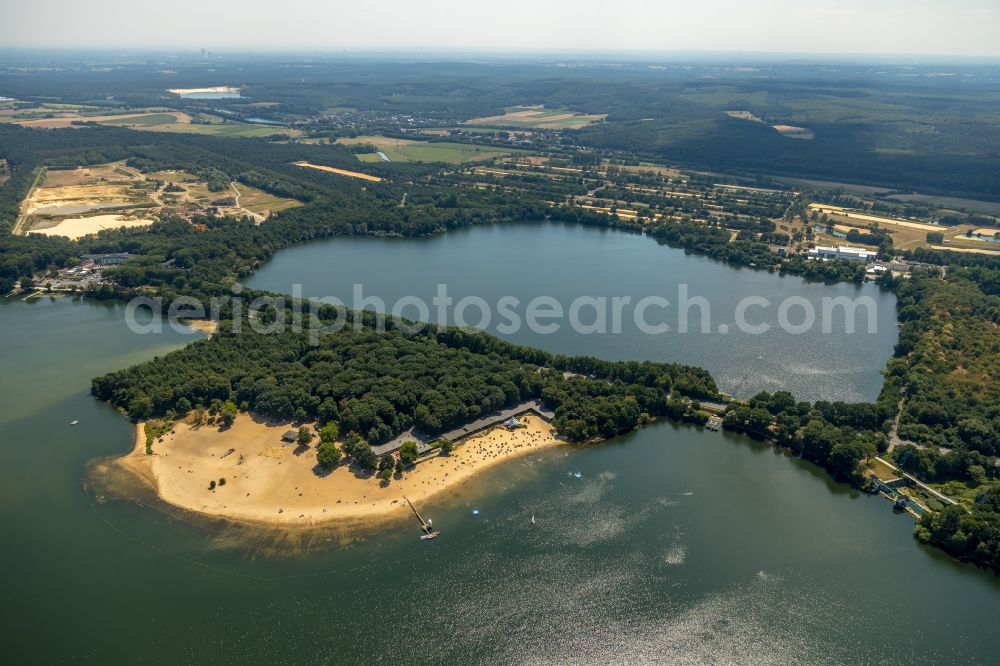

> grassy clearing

[
  {"left": 466, "top": 105, "right": 606, "bottom": 130},
  {"left": 234, "top": 184, "right": 302, "bottom": 215},
  {"left": 337, "top": 134, "right": 522, "bottom": 163}
]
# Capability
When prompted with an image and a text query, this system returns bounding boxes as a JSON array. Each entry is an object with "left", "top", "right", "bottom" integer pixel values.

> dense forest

[{"left": 91, "top": 310, "right": 719, "bottom": 447}]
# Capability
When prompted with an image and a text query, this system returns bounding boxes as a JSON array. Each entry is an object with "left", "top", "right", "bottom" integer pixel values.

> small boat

[
  {"left": 420, "top": 531, "right": 441, "bottom": 541},
  {"left": 472, "top": 509, "right": 480, "bottom": 515},
  {"left": 70, "top": 420, "right": 79, "bottom": 425},
  {"left": 530, "top": 514, "right": 537, "bottom": 526},
  {"left": 573, "top": 472, "right": 582, "bottom": 479}
]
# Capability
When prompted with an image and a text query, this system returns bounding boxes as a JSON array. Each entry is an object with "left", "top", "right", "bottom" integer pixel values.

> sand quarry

[
  {"left": 29, "top": 214, "right": 154, "bottom": 239},
  {"left": 20, "top": 162, "right": 298, "bottom": 237},
  {"left": 120, "top": 414, "right": 561, "bottom": 527}
]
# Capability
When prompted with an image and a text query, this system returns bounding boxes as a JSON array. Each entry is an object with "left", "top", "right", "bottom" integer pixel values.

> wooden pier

[{"left": 404, "top": 496, "right": 432, "bottom": 534}]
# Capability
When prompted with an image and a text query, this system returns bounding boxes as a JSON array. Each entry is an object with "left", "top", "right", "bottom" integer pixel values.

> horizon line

[{"left": 1, "top": 46, "right": 1000, "bottom": 64}]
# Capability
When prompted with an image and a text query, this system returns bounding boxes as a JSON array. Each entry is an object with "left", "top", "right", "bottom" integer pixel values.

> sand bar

[{"left": 117, "top": 413, "right": 561, "bottom": 528}]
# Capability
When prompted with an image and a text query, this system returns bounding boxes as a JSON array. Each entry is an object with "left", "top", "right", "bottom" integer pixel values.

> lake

[
  {"left": 248, "top": 221, "right": 899, "bottom": 403},
  {"left": 0, "top": 296, "right": 997, "bottom": 663}
]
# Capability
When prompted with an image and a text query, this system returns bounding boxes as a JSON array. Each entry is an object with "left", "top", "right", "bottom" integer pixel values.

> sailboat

[{"left": 530, "top": 513, "right": 537, "bottom": 526}]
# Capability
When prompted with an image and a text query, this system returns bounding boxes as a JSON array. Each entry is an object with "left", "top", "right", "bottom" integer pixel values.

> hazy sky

[{"left": 3, "top": 0, "right": 999, "bottom": 57}]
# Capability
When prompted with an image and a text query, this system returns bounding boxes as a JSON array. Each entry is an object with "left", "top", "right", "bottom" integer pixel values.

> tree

[
  {"left": 128, "top": 395, "right": 153, "bottom": 420},
  {"left": 438, "top": 437, "right": 454, "bottom": 454},
  {"left": 192, "top": 407, "right": 207, "bottom": 426},
  {"left": 297, "top": 426, "right": 313, "bottom": 446},
  {"left": 316, "top": 441, "right": 342, "bottom": 468},
  {"left": 377, "top": 467, "right": 393, "bottom": 482},
  {"left": 352, "top": 441, "right": 378, "bottom": 471},
  {"left": 926, "top": 231, "right": 944, "bottom": 244},
  {"left": 219, "top": 400, "right": 237, "bottom": 427},
  {"left": 399, "top": 440, "right": 420, "bottom": 465},
  {"left": 319, "top": 423, "right": 339, "bottom": 444}
]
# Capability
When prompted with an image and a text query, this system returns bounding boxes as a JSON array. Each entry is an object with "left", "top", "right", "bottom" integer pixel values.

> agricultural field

[
  {"left": 99, "top": 111, "right": 300, "bottom": 138},
  {"left": 140, "top": 118, "right": 302, "bottom": 138},
  {"left": 807, "top": 203, "right": 998, "bottom": 252},
  {"left": 336, "top": 135, "right": 524, "bottom": 163},
  {"left": 466, "top": 106, "right": 606, "bottom": 129}
]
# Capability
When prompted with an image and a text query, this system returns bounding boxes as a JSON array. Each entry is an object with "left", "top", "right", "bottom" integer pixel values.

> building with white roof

[{"left": 807, "top": 245, "right": 878, "bottom": 263}]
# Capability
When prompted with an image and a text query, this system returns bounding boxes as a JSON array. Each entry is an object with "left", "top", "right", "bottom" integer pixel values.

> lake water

[
  {"left": 248, "top": 222, "right": 899, "bottom": 403},
  {"left": 0, "top": 296, "right": 997, "bottom": 663}
]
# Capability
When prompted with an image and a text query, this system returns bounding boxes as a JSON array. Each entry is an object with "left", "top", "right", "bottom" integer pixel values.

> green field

[
  {"left": 342, "top": 135, "right": 524, "bottom": 163},
  {"left": 149, "top": 121, "right": 300, "bottom": 138},
  {"left": 99, "top": 113, "right": 183, "bottom": 127}
]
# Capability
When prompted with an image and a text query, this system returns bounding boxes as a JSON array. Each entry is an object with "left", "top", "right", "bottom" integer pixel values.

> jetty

[{"left": 404, "top": 496, "right": 434, "bottom": 534}]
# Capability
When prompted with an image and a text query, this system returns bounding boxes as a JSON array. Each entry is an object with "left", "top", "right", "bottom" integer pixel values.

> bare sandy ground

[
  {"left": 118, "top": 414, "right": 561, "bottom": 528},
  {"left": 930, "top": 244, "right": 1000, "bottom": 256},
  {"left": 181, "top": 319, "right": 219, "bottom": 337},
  {"left": 28, "top": 214, "right": 154, "bottom": 239},
  {"left": 291, "top": 161, "right": 382, "bottom": 182},
  {"left": 772, "top": 124, "right": 815, "bottom": 139},
  {"left": 167, "top": 87, "right": 240, "bottom": 95}
]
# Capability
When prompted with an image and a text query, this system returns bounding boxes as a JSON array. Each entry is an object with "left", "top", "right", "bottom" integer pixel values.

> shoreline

[{"left": 113, "top": 413, "right": 563, "bottom": 530}]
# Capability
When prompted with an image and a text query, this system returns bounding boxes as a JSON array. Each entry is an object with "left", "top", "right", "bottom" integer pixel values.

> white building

[{"left": 807, "top": 245, "right": 878, "bottom": 263}]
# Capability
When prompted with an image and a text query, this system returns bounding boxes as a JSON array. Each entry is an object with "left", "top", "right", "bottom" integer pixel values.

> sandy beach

[{"left": 118, "top": 413, "right": 561, "bottom": 528}]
